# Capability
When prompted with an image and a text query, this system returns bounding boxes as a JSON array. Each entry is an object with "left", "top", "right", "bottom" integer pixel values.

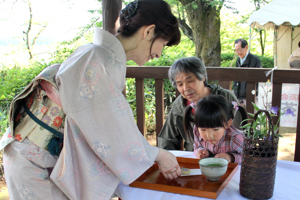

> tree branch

[
  {"left": 23, "top": 0, "right": 32, "bottom": 59},
  {"left": 31, "top": 23, "right": 47, "bottom": 47},
  {"left": 178, "top": 17, "right": 194, "bottom": 42}
]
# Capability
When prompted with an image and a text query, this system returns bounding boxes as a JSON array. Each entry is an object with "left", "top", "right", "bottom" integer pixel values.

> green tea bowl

[{"left": 199, "top": 157, "right": 229, "bottom": 181}]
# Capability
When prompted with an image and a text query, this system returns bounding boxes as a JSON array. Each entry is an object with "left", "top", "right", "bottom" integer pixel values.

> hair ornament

[
  {"left": 121, "top": 0, "right": 139, "bottom": 25},
  {"left": 232, "top": 101, "right": 239, "bottom": 110}
]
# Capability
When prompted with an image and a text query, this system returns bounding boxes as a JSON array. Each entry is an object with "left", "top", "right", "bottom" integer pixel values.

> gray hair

[{"left": 168, "top": 57, "right": 208, "bottom": 88}]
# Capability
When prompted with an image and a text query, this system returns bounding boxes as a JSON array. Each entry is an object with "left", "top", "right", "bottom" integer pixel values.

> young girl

[{"left": 184, "top": 95, "right": 245, "bottom": 164}]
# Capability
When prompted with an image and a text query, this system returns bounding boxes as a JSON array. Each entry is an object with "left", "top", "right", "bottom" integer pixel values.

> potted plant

[{"left": 239, "top": 99, "right": 294, "bottom": 199}]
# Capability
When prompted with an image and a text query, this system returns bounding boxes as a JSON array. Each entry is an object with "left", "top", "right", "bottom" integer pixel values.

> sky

[
  {"left": 225, "top": 0, "right": 255, "bottom": 13},
  {"left": 0, "top": 0, "right": 100, "bottom": 44},
  {"left": 0, "top": 0, "right": 255, "bottom": 45}
]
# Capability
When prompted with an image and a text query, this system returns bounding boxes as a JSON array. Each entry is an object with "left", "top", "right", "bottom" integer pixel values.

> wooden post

[
  {"left": 155, "top": 79, "right": 164, "bottom": 146},
  {"left": 136, "top": 78, "right": 145, "bottom": 135}
]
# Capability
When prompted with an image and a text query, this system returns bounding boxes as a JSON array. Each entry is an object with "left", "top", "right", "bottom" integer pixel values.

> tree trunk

[
  {"left": 259, "top": 29, "right": 265, "bottom": 56},
  {"left": 179, "top": 0, "right": 222, "bottom": 67}
]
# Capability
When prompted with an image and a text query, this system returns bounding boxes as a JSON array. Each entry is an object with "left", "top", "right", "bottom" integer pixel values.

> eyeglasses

[{"left": 235, "top": 48, "right": 244, "bottom": 53}]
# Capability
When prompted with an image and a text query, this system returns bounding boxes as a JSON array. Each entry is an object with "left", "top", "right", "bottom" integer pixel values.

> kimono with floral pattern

[
  {"left": 50, "top": 28, "right": 158, "bottom": 200},
  {"left": 1, "top": 64, "right": 68, "bottom": 200},
  {"left": 0, "top": 64, "right": 65, "bottom": 151}
]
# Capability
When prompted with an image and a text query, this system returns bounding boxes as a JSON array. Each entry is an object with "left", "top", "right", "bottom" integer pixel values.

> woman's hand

[
  {"left": 215, "top": 153, "right": 233, "bottom": 163},
  {"left": 196, "top": 149, "right": 209, "bottom": 159},
  {"left": 155, "top": 148, "right": 181, "bottom": 180}
]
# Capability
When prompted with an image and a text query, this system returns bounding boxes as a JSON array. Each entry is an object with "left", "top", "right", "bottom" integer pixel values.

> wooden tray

[{"left": 129, "top": 157, "right": 239, "bottom": 199}]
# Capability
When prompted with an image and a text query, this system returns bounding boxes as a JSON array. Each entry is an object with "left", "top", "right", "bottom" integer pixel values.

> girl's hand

[
  {"left": 215, "top": 153, "right": 233, "bottom": 163},
  {"left": 155, "top": 148, "right": 181, "bottom": 180},
  {"left": 196, "top": 149, "right": 209, "bottom": 159}
]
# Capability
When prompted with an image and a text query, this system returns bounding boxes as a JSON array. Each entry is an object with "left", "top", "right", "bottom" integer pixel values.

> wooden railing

[{"left": 125, "top": 66, "right": 300, "bottom": 162}]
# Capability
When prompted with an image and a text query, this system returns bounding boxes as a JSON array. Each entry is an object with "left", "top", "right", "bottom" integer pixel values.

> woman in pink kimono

[{"left": 1, "top": 0, "right": 182, "bottom": 199}]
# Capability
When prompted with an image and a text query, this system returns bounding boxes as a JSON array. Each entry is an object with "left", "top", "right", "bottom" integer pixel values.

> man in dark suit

[{"left": 233, "top": 39, "right": 262, "bottom": 106}]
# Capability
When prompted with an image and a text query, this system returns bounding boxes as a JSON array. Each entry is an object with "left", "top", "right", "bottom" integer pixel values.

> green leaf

[
  {"left": 252, "top": 102, "right": 260, "bottom": 111},
  {"left": 240, "top": 123, "right": 251, "bottom": 129},
  {"left": 252, "top": 121, "right": 258, "bottom": 129},
  {"left": 253, "top": 130, "right": 260, "bottom": 139},
  {"left": 241, "top": 118, "right": 253, "bottom": 124},
  {"left": 261, "top": 114, "right": 266, "bottom": 125},
  {"left": 248, "top": 113, "right": 255, "bottom": 117}
]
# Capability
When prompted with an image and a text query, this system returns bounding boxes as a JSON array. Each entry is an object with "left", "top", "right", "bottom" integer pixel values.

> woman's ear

[
  {"left": 143, "top": 24, "right": 156, "bottom": 40},
  {"left": 225, "top": 119, "right": 233, "bottom": 129}
]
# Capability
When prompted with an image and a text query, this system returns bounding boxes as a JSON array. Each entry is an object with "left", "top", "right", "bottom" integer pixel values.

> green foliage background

[
  {"left": 0, "top": 39, "right": 273, "bottom": 137},
  {"left": 0, "top": 5, "right": 275, "bottom": 137},
  {"left": 0, "top": 62, "right": 48, "bottom": 134}
]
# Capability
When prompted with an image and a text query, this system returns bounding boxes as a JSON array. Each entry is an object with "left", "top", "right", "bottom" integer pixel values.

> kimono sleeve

[{"left": 56, "top": 44, "right": 158, "bottom": 185}]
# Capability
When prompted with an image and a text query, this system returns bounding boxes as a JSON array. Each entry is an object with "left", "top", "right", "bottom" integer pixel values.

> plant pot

[
  {"left": 240, "top": 138, "right": 278, "bottom": 199},
  {"left": 239, "top": 110, "right": 278, "bottom": 199}
]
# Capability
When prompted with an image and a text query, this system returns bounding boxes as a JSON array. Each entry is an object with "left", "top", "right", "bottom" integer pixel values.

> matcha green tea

[{"left": 206, "top": 163, "right": 224, "bottom": 167}]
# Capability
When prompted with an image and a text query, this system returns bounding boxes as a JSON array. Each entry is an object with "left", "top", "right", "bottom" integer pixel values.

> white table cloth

[{"left": 116, "top": 150, "right": 300, "bottom": 200}]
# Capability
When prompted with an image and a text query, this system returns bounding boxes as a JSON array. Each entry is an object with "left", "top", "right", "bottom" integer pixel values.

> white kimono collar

[{"left": 93, "top": 27, "right": 126, "bottom": 63}]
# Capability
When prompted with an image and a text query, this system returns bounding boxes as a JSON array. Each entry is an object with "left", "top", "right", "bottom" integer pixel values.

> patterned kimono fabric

[
  {"left": 49, "top": 28, "right": 158, "bottom": 200},
  {"left": 1, "top": 64, "right": 68, "bottom": 199},
  {"left": 1, "top": 28, "right": 159, "bottom": 200}
]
